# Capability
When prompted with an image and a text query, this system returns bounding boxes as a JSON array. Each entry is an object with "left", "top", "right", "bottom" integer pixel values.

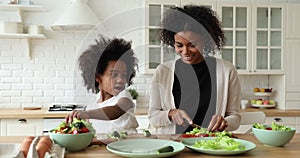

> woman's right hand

[{"left": 168, "top": 109, "right": 192, "bottom": 126}]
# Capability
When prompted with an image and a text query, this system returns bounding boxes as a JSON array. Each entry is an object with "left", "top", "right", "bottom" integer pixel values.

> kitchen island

[{"left": 1, "top": 134, "right": 299, "bottom": 158}]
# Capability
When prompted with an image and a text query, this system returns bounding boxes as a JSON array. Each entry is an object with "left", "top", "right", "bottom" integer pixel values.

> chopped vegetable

[
  {"left": 184, "top": 127, "right": 236, "bottom": 138},
  {"left": 108, "top": 130, "right": 128, "bottom": 139},
  {"left": 143, "top": 129, "right": 151, "bottom": 137},
  {"left": 50, "top": 118, "right": 95, "bottom": 135},
  {"left": 157, "top": 146, "right": 174, "bottom": 153},
  {"left": 193, "top": 136, "right": 245, "bottom": 151},
  {"left": 253, "top": 122, "right": 292, "bottom": 131}
]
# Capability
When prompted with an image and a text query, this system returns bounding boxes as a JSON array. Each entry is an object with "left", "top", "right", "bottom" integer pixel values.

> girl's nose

[{"left": 116, "top": 75, "right": 126, "bottom": 83}]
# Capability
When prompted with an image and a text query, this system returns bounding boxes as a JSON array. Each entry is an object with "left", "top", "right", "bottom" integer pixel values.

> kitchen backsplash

[{"left": 0, "top": 0, "right": 285, "bottom": 109}]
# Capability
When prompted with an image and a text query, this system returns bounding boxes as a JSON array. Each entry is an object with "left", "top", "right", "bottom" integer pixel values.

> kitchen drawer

[
  {"left": 286, "top": 93, "right": 300, "bottom": 101},
  {"left": 0, "top": 118, "right": 43, "bottom": 136},
  {"left": 286, "top": 102, "right": 300, "bottom": 110},
  {"left": 265, "top": 116, "right": 296, "bottom": 125}
]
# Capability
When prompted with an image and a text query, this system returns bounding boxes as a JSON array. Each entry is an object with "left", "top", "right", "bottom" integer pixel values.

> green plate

[
  {"left": 106, "top": 139, "right": 185, "bottom": 158},
  {"left": 181, "top": 137, "right": 256, "bottom": 155}
]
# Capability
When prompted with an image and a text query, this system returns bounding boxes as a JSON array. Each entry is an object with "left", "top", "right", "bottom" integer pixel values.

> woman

[{"left": 148, "top": 5, "right": 241, "bottom": 134}]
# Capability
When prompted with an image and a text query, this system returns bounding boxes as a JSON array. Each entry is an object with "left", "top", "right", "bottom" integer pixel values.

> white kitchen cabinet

[
  {"left": 286, "top": 4, "right": 300, "bottom": 38},
  {"left": 143, "top": 0, "right": 215, "bottom": 74},
  {"left": 0, "top": 4, "right": 46, "bottom": 59},
  {"left": 0, "top": 118, "right": 43, "bottom": 136},
  {"left": 143, "top": 0, "right": 180, "bottom": 74},
  {"left": 218, "top": 2, "right": 285, "bottom": 75},
  {"left": 285, "top": 39, "right": 300, "bottom": 109},
  {"left": 265, "top": 116, "right": 300, "bottom": 133}
]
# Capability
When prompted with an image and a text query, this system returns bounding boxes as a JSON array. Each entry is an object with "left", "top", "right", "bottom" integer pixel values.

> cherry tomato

[
  {"left": 266, "top": 127, "right": 272, "bottom": 130},
  {"left": 72, "top": 129, "right": 79, "bottom": 134},
  {"left": 80, "top": 127, "right": 89, "bottom": 133}
]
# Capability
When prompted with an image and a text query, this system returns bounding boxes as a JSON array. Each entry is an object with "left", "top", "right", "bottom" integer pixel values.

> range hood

[{"left": 51, "top": 0, "right": 100, "bottom": 31}]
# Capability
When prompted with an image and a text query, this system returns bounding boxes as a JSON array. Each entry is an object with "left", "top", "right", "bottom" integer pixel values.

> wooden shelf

[
  {"left": 0, "top": 4, "right": 46, "bottom": 59},
  {"left": 0, "top": 4, "right": 44, "bottom": 11},
  {"left": 0, "top": 33, "right": 46, "bottom": 38},
  {"left": 0, "top": 33, "right": 46, "bottom": 59}
]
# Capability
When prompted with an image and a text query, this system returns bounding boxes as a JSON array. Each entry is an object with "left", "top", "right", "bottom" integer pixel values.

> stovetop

[{"left": 48, "top": 104, "right": 86, "bottom": 112}]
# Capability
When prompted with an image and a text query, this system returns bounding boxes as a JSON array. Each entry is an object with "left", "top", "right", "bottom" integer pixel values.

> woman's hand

[
  {"left": 207, "top": 115, "right": 228, "bottom": 132},
  {"left": 65, "top": 110, "right": 89, "bottom": 124},
  {"left": 168, "top": 109, "right": 192, "bottom": 126}
]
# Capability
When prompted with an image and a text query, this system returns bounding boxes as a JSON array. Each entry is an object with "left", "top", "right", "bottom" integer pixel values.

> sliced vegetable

[
  {"left": 253, "top": 122, "right": 292, "bottom": 131},
  {"left": 50, "top": 118, "right": 94, "bottom": 134},
  {"left": 185, "top": 127, "right": 236, "bottom": 138},
  {"left": 143, "top": 129, "right": 151, "bottom": 137},
  {"left": 193, "top": 136, "right": 245, "bottom": 151},
  {"left": 157, "top": 146, "right": 174, "bottom": 153}
]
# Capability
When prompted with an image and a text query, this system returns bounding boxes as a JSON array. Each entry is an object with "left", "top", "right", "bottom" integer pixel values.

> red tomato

[
  {"left": 72, "top": 129, "right": 79, "bottom": 134},
  {"left": 266, "top": 127, "right": 272, "bottom": 130},
  {"left": 80, "top": 127, "right": 89, "bottom": 133}
]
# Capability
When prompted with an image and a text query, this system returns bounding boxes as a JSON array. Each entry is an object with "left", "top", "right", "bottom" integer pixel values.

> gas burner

[{"left": 48, "top": 104, "right": 86, "bottom": 112}]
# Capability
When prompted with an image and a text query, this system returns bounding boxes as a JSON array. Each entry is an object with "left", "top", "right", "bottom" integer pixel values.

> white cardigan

[{"left": 148, "top": 58, "right": 241, "bottom": 134}]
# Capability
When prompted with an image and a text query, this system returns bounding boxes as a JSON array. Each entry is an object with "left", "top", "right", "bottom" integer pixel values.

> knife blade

[
  {"left": 190, "top": 123, "right": 203, "bottom": 129},
  {"left": 184, "top": 119, "right": 203, "bottom": 129}
]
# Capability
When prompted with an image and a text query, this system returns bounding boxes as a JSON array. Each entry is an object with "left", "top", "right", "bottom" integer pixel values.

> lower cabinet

[
  {"left": 265, "top": 116, "right": 300, "bottom": 133},
  {"left": 0, "top": 118, "right": 43, "bottom": 136}
]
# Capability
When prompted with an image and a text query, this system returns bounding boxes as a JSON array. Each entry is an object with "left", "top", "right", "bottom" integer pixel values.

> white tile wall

[{"left": 0, "top": 0, "right": 295, "bottom": 108}]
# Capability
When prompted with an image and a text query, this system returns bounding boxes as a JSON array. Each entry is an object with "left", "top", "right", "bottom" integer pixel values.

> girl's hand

[
  {"left": 65, "top": 110, "right": 89, "bottom": 124},
  {"left": 207, "top": 115, "right": 228, "bottom": 132},
  {"left": 168, "top": 109, "right": 192, "bottom": 126}
]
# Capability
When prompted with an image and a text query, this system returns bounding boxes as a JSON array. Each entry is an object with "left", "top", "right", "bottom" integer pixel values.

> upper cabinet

[
  {"left": 287, "top": 3, "right": 300, "bottom": 38},
  {"left": 143, "top": 0, "right": 216, "bottom": 74},
  {"left": 144, "top": 1, "right": 286, "bottom": 74},
  {"left": 218, "top": 2, "right": 285, "bottom": 75},
  {"left": 144, "top": 0, "right": 180, "bottom": 74},
  {"left": 217, "top": 3, "right": 251, "bottom": 74}
]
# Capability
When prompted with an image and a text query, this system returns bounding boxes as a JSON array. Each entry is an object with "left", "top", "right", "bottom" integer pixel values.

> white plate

[
  {"left": 251, "top": 104, "right": 276, "bottom": 108},
  {"left": 181, "top": 137, "right": 256, "bottom": 156},
  {"left": 254, "top": 92, "right": 272, "bottom": 96},
  {"left": 107, "top": 139, "right": 185, "bottom": 158}
]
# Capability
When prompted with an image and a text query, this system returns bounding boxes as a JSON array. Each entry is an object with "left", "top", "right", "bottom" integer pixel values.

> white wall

[
  {"left": 0, "top": 0, "right": 297, "bottom": 108},
  {"left": 0, "top": 0, "right": 151, "bottom": 108}
]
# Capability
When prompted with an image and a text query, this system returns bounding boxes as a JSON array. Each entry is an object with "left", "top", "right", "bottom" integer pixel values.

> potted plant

[
  {"left": 128, "top": 88, "right": 139, "bottom": 99},
  {"left": 128, "top": 88, "right": 139, "bottom": 105}
]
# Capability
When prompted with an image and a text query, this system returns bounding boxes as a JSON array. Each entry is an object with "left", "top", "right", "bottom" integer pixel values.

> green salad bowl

[
  {"left": 49, "top": 132, "right": 94, "bottom": 152},
  {"left": 252, "top": 125, "right": 296, "bottom": 147}
]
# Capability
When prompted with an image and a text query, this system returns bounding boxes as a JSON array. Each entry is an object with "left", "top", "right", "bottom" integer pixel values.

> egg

[
  {"left": 39, "top": 137, "right": 52, "bottom": 149},
  {"left": 36, "top": 142, "right": 50, "bottom": 158},
  {"left": 19, "top": 137, "right": 34, "bottom": 157}
]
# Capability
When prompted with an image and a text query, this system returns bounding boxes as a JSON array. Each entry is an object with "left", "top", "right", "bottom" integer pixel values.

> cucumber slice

[
  {"left": 157, "top": 146, "right": 174, "bottom": 153},
  {"left": 143, "top": 130, "right": 151, "bottom": 137}
]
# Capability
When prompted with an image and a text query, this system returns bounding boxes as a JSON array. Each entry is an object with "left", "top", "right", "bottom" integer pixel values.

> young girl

[{"left": 66, "top": 36, "right": 139, "bottom": 134}]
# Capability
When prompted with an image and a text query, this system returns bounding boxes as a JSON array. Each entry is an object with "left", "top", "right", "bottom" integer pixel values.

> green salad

[
  {"left": 253, "top": 122, "right": 292, "bottom": 131},
  {"left": 184, "top": 127, "right": 236, "bottom": 138},
  {"left": 50, "top": 118, "right": 95, "bottom": 135},
  {"left": 193, "top": 136, "right": 246, "bottom": 151}
]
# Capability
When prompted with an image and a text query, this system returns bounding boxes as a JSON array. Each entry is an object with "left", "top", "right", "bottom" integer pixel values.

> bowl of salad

[
  {"left": 252, "top": 122, "right": 296, "bottom": 147},
  {"left": 49, "top": 118, "right": 95, "bottom": 152}
]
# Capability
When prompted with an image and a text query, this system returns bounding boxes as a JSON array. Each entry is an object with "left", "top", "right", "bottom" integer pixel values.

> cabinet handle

[
  {"left": 18, "top": 119, "right": 27, "bottom": 123},
  {"left": 274, "top": 118, "right": 282, "bottom": 122}
]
